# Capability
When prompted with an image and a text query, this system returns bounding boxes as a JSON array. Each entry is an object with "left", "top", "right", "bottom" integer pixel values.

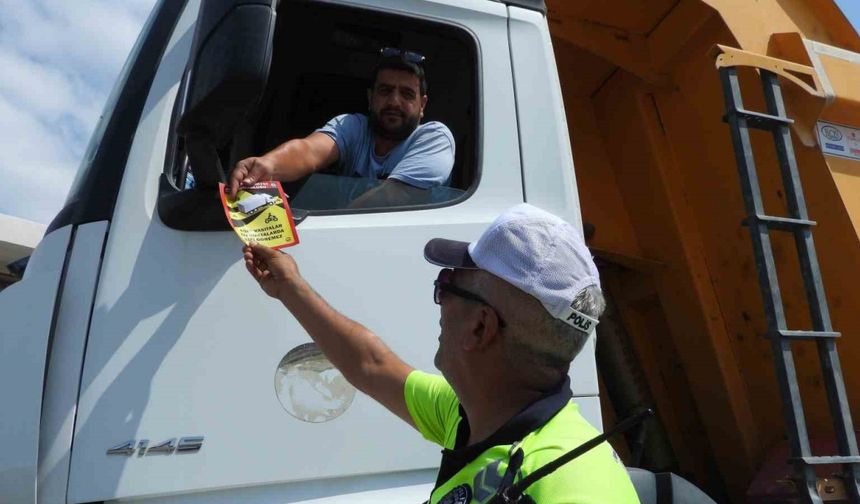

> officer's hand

[
  {"left": 243, "top": 243, "right": 300, "bottom": 300},
  {"left": 230, "top": 156, "right": 276, "bottom": 198}
]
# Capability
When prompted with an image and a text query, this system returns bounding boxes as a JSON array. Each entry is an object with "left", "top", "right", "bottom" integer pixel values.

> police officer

[{"left": 243, "top": 204, "right": 640, "bottom": 503}]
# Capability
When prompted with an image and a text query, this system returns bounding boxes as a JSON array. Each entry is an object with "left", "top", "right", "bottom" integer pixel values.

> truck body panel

[
  {"left": 37, "top": 221, "right": 109, "bottom": 503},
  {"left": 0, "top": 226, "right": 71, "bottom": 502}
]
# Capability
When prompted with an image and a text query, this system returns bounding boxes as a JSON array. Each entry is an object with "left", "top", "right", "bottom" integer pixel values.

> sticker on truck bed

[
  {"left": 219, "top": 181, "right": 299, "bottom": 249},
  {"left": 817, "top": 121, "right": 860, "bottom": 161}
]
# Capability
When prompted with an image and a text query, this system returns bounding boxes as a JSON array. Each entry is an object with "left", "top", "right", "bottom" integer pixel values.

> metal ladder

[{"left": 718, "top": 51, "right": 860, "bottom": 503}]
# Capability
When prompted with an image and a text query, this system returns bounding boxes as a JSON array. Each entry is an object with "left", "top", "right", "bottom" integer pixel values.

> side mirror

[{"left": 176, "top": 0, "right": 277, "bottom": 189}]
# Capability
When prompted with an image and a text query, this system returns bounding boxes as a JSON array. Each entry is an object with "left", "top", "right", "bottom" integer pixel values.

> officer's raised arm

[{"left": 244, "top": 204, "right": 642, "bottom": 504}]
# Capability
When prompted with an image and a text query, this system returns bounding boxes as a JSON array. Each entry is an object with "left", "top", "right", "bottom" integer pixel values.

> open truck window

[{"left": 161, "top": 0, "right": 479, "bottom": 226}]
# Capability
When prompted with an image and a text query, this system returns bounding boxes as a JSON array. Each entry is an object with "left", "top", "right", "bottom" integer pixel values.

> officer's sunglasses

[
  {"left": 434, "top": 268, "right": 507, "bottom": 328},
  {"left": 379, "top": 47, "right": 426, "bottom": 65}
]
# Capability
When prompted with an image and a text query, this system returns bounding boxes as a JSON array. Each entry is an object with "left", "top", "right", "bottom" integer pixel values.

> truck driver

[{"left": 228, "top": 48, "right": 455, "bottom": 208}]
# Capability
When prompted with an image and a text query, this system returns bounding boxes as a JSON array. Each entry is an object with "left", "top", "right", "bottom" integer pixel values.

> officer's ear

[{"left": 462, "top": 306, "right": 502, "bottom": 352}]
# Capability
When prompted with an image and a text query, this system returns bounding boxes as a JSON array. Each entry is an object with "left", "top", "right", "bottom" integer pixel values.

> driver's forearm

[
  {"left": 262, "top": 139, "right": 323, "bottom": 182},
  {"left": 277, "top": 274, "right": 403, "bottom": 393}
]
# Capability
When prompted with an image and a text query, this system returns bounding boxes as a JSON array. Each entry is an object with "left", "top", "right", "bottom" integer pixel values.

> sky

[
  {"left": 0, "top": 1, "right": 858, "bottom": 225},
  {"left": 0, "top": 0, "right": 158, "bottom": 224}
]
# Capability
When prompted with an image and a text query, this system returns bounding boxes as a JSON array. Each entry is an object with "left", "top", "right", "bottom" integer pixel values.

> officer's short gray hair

[
  {"left": 470, "top": 272, "right": 605, "bottom": 389},
  {"left": 506, "top": 285, "right": 605, "bottom": 386}
]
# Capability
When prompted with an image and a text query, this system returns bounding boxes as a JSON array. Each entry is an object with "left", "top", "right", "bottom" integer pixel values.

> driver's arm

[{"left": 229, "top": 132, "right": 338, "bottom": 197}]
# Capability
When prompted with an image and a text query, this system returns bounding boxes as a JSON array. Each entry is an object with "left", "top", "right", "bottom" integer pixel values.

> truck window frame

[{"left": 161, "top": 0, "right": 483, "bottom": 224}]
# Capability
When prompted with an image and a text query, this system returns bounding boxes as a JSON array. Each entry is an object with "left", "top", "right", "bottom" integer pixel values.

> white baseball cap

[{"left": 423, "top": 204, "right": 601, "bottom": 334}]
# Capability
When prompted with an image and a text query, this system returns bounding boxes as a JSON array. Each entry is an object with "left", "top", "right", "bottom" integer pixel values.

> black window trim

[{"left": 47, "top": 0, "right": 190, "bottom": 234}]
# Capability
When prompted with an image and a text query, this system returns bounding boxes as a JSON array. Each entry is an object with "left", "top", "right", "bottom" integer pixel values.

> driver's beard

[{"left": 369, "top": 109, "right": 420, "bottom": 142}]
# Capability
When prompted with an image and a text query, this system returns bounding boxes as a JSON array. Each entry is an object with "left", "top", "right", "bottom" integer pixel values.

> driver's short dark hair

[{"left": 370, "top": 56, "right": 428, "bottom": 96}]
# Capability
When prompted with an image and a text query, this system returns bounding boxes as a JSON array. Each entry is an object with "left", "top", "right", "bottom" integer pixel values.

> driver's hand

[
  {"left": 230, "top": 156, "right": 277, "bottom": 198},
  {"left": 243, "top": 243, "right": 300, "bottom": 300}
]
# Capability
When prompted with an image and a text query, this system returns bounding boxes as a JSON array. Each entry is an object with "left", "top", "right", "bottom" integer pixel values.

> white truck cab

[{"left": 0, "top": 0, "right": 597, "bottom": 502}]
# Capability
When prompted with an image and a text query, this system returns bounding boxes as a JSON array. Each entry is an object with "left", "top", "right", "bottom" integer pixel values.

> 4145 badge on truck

[{"left": 107, "top": 436, "right": 204, "bottom": 456}]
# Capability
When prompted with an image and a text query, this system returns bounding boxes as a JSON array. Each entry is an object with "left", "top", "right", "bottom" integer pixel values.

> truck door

[{"left": 66, "top": 0, "right": 524, "bottom": 502}]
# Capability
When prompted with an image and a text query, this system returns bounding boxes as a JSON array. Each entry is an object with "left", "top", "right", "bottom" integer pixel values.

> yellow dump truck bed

[{"left": 546, "top": 1, "right": 860, "bottom": 501}]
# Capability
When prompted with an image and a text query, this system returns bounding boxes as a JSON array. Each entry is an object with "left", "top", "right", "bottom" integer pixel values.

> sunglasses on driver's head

[
  {"left": 433, "top": 268, "right": 507, "bottom": 327},
  {"left": 379, "top": 47, "right": 426, "bottom": 65}
]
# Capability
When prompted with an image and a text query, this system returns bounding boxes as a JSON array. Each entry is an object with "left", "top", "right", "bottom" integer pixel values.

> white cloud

[
  {"left": 0, "top": 96, "right": 78, "bottom": 223},
  {"left": 0, "top": 1, "right": 147, "bottom": 87},
  {"left": 0, "top": 48, "right": 101, "bottom": 132},
  {"left": 0, "top": 0, "right": 158, "bottom": 224}
]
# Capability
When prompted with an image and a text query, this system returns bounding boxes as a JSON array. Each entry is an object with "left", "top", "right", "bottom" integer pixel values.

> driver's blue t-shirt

[{"left": 316, "top": 113, "right": 455, "bottom": 189}]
